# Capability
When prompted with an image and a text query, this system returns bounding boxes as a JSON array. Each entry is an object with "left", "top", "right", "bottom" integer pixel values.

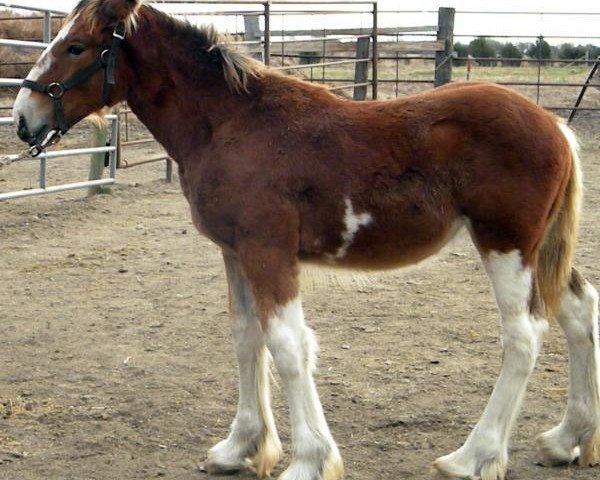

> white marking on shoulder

[{"left": 335, "top": 198, "right": 372, "bottom": 259}]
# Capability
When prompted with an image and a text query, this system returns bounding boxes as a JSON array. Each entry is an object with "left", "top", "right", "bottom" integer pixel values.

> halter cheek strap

[{"left": 21, "top": 22, "right": 126, "bottom": 138}]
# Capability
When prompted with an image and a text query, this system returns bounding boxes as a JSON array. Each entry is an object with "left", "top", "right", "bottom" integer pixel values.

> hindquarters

[
  {"left": 453, "top": 110, "right": 572, "bottom": 279},
  {"left": 434, "top": 93, "right": 597, "bottom": 478}
]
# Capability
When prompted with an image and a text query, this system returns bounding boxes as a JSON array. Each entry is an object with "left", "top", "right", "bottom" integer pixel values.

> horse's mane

[
  {"left": 173, "top": 21, "right": 265, "bottom": 94},
  {"left": 70, "top": 0, "right": 264, "bottom": 94}
]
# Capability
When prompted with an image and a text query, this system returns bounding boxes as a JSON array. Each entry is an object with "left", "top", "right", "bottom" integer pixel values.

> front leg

[
  {"left": 265, "top": 297, "right": 344, "bottom": 480},
  {"left": 204, "top": 252, "right": 282, "bottom": 478},
  {"left": 233, "top": 238, "right": 343, "bottom": 480}
]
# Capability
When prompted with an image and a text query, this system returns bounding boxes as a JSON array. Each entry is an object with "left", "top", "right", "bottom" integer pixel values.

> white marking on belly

[{"left": 335, "top": 198, "right": 372, "bottom": 259}]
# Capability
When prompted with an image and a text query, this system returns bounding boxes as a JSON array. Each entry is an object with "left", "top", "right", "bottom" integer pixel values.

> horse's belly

[{"left": 299, "top": 204, "right": 462, "bottom": 270}]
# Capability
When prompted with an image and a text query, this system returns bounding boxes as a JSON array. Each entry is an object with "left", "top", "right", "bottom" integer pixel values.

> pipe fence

[
  {"left": 1, "top": 2, "right": 599, "bottom": 201},
  {"left": 0, "top": 3, "right": 119, "bottom": 201}
]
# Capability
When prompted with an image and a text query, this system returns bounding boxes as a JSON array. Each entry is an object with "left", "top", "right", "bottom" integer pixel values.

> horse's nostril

[{"left": 17, "top": 115, "right": 31, "bottom": 141}]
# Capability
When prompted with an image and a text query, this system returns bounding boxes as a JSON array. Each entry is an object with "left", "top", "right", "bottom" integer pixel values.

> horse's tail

[{"left": 537, "top": 122, "right": 583, "bottom": 318}]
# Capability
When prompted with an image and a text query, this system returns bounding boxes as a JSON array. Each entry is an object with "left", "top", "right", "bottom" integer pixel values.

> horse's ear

[{"left": 97, "top": 0, "right": 142, "bottom": 27}]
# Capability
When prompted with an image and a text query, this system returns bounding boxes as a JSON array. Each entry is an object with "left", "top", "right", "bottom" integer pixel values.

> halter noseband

[{"left": 22, "top": 22, "right": 126, "bottom": 156}]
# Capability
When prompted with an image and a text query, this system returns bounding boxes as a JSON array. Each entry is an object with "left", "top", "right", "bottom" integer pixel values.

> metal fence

[
  {"left": 0, "top": 2, "right": 599, "bottom": 201},
  {"left": 0, "top": 2, "right": 120, "bottom": 201},
  {"left": 375, "top": 8, "right": 600, "bottom": 117}
]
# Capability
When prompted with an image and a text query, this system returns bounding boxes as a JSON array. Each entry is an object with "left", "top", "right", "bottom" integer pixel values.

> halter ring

[
  {"left": 47, "top": 82, "right": 65, "bottom": 99},
  {"left": 100, "top": 49, "right": 110, "bottom": 65}
]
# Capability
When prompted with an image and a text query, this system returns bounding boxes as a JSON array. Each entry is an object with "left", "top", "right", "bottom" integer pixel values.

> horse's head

[{"left": 12, "top": 0, "right": 141, "bottom": 152}]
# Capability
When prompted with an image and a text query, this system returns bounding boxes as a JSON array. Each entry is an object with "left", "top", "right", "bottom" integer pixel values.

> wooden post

[
  {"left": 371, "top": 1, "right": 378, "bottom": 99},
  {"left": 42, "top": 11, "right": 51, "bottom": 43},
  {"left": 263, "top": 2, "right": 270, "bottom": 66},
  {"left": 87, "top": 123, "right": 108, "bottom": 196},
  {"left": 244, "top": 14, "right": 263, "bottom": 62},
  {"left": 353, "top": 37, "right": 370, "bottom": 100},
  {"left": 434, "top": 7, "right": 455, "bottom": 87}
]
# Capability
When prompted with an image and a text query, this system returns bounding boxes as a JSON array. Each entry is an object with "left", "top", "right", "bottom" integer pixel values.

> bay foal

[{"left": 12, "top": 0, "right": 600, "bottom": 478}]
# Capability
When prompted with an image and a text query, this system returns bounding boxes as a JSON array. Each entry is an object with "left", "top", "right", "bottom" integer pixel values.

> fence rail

[{"left": 0, "top": 111, "right": 119, "bottom": 201}]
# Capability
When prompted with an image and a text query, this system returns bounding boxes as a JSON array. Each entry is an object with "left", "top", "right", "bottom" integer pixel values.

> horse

[{"left": 12, "top": 1, "right": 600, "bottom": 479}]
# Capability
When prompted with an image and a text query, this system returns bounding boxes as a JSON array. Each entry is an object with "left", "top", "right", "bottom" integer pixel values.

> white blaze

[{"left": 13, "top": 15, "right": 78, "bottom": 126}]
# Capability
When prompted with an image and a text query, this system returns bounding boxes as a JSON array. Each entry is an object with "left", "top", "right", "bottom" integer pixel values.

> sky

[{"left": 3, "top": 0, "right": 600, "bottom": 45}]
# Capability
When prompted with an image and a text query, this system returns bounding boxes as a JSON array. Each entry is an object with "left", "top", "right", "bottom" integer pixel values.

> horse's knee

[{"left": 266, "top": 298, "right": 317, "bottom": 378}]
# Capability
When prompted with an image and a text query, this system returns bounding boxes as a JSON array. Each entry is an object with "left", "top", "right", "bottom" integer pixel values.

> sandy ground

[{"left": 1, "top": 105, "right": 600, "bottom": 480}]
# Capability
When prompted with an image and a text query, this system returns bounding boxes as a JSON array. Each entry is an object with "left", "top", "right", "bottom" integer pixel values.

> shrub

[
  {"left": 526, "top": 37, "right": 552, "bottom": 59},
  {"left": 468, "top": 37, "right": 496, "bottom": 66},
  {"left": 500, "top": 43, "right": 523, "bottom": 67},
  {"left": 558, "top": 43, "right": 588, "bottom": 60},
  {"left": 453, "top": 42, "right": 468, "bottom": 66}
]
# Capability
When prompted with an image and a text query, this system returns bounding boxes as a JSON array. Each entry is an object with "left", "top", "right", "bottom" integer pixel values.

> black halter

[{"left": 22, "top": 22, "right": 125, "bottom": 151}]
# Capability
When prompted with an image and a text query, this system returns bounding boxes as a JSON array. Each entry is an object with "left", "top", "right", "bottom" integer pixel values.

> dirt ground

[{"left": 1, "top": 103, "right": 600, "bottom": 480}]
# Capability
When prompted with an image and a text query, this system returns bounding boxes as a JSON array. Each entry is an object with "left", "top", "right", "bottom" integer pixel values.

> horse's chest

[{"left": 179, "top": 171, "right": 210, "bottom": 235}]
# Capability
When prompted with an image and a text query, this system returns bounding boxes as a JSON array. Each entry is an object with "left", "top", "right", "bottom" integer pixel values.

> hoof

[
  {"left": 205, "top": 432, "right": 282, "bottom": 479},
  {"left": 535, "top": 424, "right": 600, "bottom": 467},
  {"left": 203, "top": 455, "right": 250, "bottom": 476},
  {"left": 434, "top": 450, "right": 507, "bottom": 480},
  {"left": 203, "top": 438, "right": 253, "bottom": 476},
  {"left": 535, "top": 426, "right": 578, "bottom": 467},
  {"left": 278, "top": 449, "right": 343, "bottom": 480}
]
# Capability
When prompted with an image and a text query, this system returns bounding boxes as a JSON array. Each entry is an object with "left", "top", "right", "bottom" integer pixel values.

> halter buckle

[
  {"left": 28, "top": 129, "right": 62, "bottom": 158},
  {"left": 28, "top": 144, "right": 44, "bottom": 158},
  {"left": 113, "top": 22, "right": 126, "bottom": 40},
  {"left": 47, "top": 82, "right": 65, "bottom": 99}
]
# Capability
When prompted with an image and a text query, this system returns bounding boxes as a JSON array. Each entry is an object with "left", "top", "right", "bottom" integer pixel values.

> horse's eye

[{"left": 67, "top": 45, "right": 85, "bottom": 56}]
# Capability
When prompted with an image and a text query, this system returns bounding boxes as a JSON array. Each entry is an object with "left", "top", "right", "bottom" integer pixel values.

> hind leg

[
  {"left": 434, "top": 250, "right": 547, "bottom": 480},
  {"left": 537, "top": 268, "right": 600, "bottom": 467},
  {"left": 204, "top": 253, "right": 282, "bottom": 477}
]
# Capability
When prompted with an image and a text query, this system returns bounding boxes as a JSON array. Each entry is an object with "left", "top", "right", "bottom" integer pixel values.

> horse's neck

[{"left": 122, "top": 20, "right": 244, "bottom": 161}]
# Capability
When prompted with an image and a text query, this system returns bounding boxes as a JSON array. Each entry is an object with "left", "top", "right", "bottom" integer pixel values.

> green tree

[
  {"left": 500, "top": 43, "right": 523, "bottom": 66},
  {"left": 586, "top": 44, "right": 600, "bottom": 60},
  {"left": 453, "top": 42, "right": 468, "bottom": 66},
  {"left": 558, "top": 43, "right": 587, "bottom": 60},
  {"left": 526, "top": 37, "right": 552, "bottom": 59},
  {"left": 468, "top": 37, "right": 497, "bottom": 66}
]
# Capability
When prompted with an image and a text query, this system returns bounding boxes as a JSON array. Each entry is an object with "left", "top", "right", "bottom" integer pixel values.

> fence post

[
  {"left": 434, "top": 7, "right": 455, "bottom": 87},
  {"left": 371, "top": 1, "right": 378, "bottom": 99},
  {"left": 43, "top": 11, "right": 51, "bottom": 43},
  {"left": 87, "top": 123, "right": 108, "bottom": 196},
  {"left": 263, "top": 2, "right": 270, "bottom": 66},
  {"left": 244, "top": 14, "right": 263, "bottom": 61},
  {"left": 353, "top": 37, "right": 370, "bottom": 100}
]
